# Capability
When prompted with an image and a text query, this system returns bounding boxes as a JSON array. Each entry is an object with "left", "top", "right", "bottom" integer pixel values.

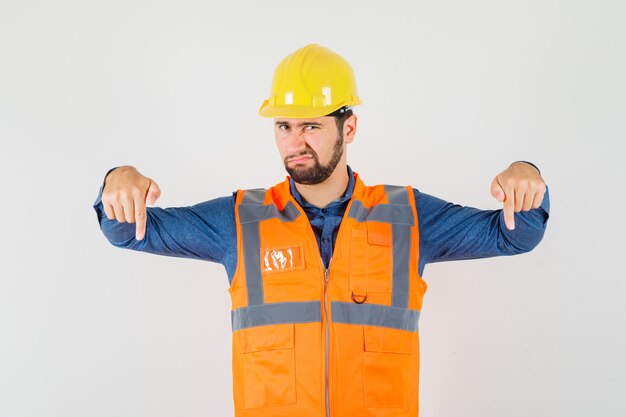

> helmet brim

[{"left": 258, "top": 100, "right": 362, "bottom": 119}]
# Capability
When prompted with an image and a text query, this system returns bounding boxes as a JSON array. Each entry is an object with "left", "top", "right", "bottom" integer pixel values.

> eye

[
  {"left": 277, "top": 124, "right": 289, "bottom": 131},
  {"left": 304, "top": 125, "right": 319, "bottom": 131}
]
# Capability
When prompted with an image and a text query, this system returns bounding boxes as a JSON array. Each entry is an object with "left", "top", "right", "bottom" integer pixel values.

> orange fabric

[{"left": 229, "top": 171, "right": 427, "bottom": 417}]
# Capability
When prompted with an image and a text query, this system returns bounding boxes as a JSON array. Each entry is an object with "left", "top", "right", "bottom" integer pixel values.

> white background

[{"left": 1, "top": 1, "right": 625, "bottom": 416}]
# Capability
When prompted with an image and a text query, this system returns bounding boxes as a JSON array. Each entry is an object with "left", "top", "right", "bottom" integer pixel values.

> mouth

[{"left": 287, "top": 154, "right": 314, "bottom": 164}]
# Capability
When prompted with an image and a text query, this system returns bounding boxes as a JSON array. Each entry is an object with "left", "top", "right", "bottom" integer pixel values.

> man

[{"left": 93, "top": 44, "right": 549, "bottom": 417}]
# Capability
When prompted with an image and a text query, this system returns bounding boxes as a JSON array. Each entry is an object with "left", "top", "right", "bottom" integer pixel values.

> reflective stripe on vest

[
  {"left": 232, "top": 300, "right": 321, "bottom": 331},
  {"left": 331, "top": 301, "right": 420, "bottom": 332}
]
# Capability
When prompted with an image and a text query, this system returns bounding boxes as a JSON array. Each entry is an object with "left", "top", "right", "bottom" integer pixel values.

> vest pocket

[
  {"left": 239, "top": 323, "right": 297, "bottom": 409},
  {"left": 350, "top": 226, "right": 393, "bottom": 293},
  {"left": 362, "top": 325, "right": 412, "bottom": 408}
]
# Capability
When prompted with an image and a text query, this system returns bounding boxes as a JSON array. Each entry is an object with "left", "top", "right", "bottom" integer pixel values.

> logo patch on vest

[{"left": 261, "top": 245, "right": 304, "bottom": 273}]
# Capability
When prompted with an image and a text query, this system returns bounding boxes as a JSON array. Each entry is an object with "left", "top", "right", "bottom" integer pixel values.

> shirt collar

[{"left": 289, "top": 165, "right": 355, "bottom": 209}]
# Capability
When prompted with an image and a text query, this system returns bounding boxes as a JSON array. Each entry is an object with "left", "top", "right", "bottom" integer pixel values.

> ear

[{"left": 343, "top": 114, "right": 357, "bottom": 144}]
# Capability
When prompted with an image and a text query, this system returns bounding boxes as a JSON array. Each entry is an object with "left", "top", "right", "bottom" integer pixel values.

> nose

[{"left": 284, "top": 130, "right": 308, "bottom": 155}]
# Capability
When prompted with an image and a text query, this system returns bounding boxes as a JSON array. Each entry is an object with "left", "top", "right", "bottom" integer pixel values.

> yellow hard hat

[{"left": 259, "top": 44, "right": 363, "bottom": 118}]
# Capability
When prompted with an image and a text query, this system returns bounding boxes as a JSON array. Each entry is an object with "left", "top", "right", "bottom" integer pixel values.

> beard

[{"left": 284, "top": 134, "right": 344, "bottom": 185}]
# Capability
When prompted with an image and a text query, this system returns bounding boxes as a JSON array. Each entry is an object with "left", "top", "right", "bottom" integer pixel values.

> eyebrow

[{"left": 275, "top": 121, "right": 324, "bottom": 127}]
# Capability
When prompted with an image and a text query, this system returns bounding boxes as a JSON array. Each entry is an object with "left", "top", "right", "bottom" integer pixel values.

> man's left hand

[{"left": 490, "top": 162, "right": 546, "bottom": 231}]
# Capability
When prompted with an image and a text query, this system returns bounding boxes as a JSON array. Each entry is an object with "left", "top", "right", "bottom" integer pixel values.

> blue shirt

[{"left": 92, "top": 165, "right": 550, "bottom": 284}]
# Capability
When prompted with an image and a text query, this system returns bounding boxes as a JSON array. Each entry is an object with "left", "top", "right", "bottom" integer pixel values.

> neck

[{"left": 294, "top": 163, "right": 350, "bottom": 208}]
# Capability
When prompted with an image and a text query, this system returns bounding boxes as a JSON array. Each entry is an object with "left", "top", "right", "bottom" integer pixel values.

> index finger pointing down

[
  {"left": 499, "top": 178, "right": 516, "bottom": 231},
  {"left": 135, "top": 197, "right": 147, "bottom": 240}
]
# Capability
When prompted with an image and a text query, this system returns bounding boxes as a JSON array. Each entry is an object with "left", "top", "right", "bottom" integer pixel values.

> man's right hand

[{"left": 101, "top": 166, "right": 162, "bottom": 241}]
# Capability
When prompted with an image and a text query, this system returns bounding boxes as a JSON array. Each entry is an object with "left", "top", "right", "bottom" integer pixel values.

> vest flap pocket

[
  {"left": 350, "top": 227, "right": 393, "bottom": 293},
  {"left": 239, "top": 323, "right": 294, "bottom": 353},
  {"left": 363, "top": 325, "right": 413, "bottom": 354},
  {"left": 366, "top": 221, "right": 392, "bottom": 246},
  {"left": 238, "top": 323, "right": 297, "bottom": 408},
  {"left": 362, "top": 325, "right": 412, "bottom": 407}
]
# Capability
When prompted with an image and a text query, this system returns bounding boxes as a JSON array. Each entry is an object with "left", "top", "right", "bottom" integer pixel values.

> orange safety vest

[{"left": 229, "top": 170, "right": 427, "bottom": 417}]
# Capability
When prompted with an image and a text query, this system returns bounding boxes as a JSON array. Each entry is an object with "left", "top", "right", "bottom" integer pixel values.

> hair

[{"left": 327, "top": 106, "right": 354, "bottom": 135}]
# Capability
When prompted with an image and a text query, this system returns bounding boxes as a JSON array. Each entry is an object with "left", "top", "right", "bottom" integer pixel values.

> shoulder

[{"left": 234, "top": 178, "right": 292, "bottom": 206}]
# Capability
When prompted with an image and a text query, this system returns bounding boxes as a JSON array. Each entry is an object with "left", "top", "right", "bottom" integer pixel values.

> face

[{"left": 275, "top": 116, "right": 351, "bottom": 185}]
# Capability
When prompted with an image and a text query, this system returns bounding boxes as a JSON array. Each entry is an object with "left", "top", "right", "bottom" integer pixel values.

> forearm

[{"left": 417, "top": 184, "right": 550, "bottom": 271}]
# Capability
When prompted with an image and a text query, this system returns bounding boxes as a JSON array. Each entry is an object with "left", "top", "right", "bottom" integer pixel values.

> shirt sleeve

[
  {"left": 415, "top": 184, "right": 550, "bottom": 275},
  {"left": 92, "top": 169, "right": 238, "bottom": 269}
]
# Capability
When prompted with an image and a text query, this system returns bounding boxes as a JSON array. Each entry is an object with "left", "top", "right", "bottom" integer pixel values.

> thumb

[
  {"left": 145, "top": 180, "right": 161, "bottom": 205},
  {"left": 490, "top": 177, "right": 504, "bottom": 202}
]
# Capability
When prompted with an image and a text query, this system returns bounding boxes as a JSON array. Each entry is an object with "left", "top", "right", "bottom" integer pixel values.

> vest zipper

[
  {"left": 323, "top": 265, "right": 330, "bottom": 417},
  {"left": 288, "top": 193, "right": 353, "bottom": 417}
]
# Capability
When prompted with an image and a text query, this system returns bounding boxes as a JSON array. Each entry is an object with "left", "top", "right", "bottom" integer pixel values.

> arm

[
  {"left": 92, "top": 167, "right": 237, "bottom": 268},
  {"left": 416, "top": 162, "right": 549, "bottom": 275}
]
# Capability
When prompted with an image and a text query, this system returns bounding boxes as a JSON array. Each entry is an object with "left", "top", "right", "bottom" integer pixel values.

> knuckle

[
  {"left": 516, "top": 180, "right": 530, "bottom": 191},
  {"left": 119, "top": 190, "right": 132, "bottom": 200},
  {"left": 103, "top": 193, "right": 117, "bottom": 204}
]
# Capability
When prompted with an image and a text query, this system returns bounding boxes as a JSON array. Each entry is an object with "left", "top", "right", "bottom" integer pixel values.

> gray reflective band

[
  {"left": 240, "top": 189, "right": 301, "bottom": 224},
  {"left": 331, "top": 301, "right": 420, "bottom": 332},
  {"left": 384, "top": 185, "right": 410, "bottom": 206},
  {"left": 391, "top": 222, "right": 411, "bottom": 308},
  {"left": 232, "top": 301, "right": 322, "bottom": 331},
  {"left": 347, "top": 200, "right": 414, "bottom": 226},
  {"left": 239, "top": 201, "right": 301, "bottom": 224},
  {"left": 239, "top": 189, "right": 303, "bottom": 306},
  {"left": 242, "top": 221, "right": 264, "bottom": 306},
  {"left": 242, "top": 188, "right": 266, "bottom": 205},
  {"left": 385, "top": 185, "right": 411, "bottom": 308}
]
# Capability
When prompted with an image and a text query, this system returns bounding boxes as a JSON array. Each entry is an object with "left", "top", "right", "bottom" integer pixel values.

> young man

[{"left": 93, "top": 44, "right": 549, "bottom": 417}]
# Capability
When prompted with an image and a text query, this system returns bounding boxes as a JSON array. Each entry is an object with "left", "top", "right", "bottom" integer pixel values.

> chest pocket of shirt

[
  {"left": 349, "top": 221, "right": 393, "bottom": 294},
  {"left": 238, "top": 323, "right": 297, "bottom": 409}
]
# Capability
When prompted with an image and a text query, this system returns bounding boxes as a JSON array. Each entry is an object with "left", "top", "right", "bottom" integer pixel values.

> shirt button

[
  {"left": 321, "top": 208, "right": 327, "bottom": 213},
  {"left": 322, "top": 237, "right": 329, "bottom": 244}
]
